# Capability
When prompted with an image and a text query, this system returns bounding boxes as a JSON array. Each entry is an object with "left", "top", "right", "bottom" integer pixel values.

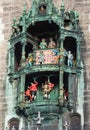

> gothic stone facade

[{"left": 0, "top": 0, "right": 90, "bottom": 130}]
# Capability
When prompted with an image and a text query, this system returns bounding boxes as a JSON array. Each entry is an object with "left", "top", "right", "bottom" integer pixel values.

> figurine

[
  {"left": 67, "top": 51, "right": 74, "bottom": 67},
  {"left": 42, "top": 81, "right": 51, "bottom": 99},
  {"left": 48, "top": 38, "right": 56, "bottom": 48},
  {"left": 25, "top": 87, "right": 32, "bottom": 102},
  {"left": 39, "top": 6, "right": 46, "bottom": 14},
  {"left": 42, "top": 80, "right": 54, "bottom": 99},
  {"left": 59, "top": 48, "right": 67, "bottom": 64},
  {"left": 38, "top": 51, "right": 45, "bottom": 65},
  {"left": 26, "top": 53, "right": 33, "bottom": 67},
  {"left": 39, "top": 38, "right": 47, "bottom": 49},
  {"left": 12, "top": 18, "right": 20, "bottom": 36},
  {"left": 36, "top": 111, "right": 44, "bottom": 125},
  {"left": 29, "top": 80, "right": 38, "bottom": 101}
]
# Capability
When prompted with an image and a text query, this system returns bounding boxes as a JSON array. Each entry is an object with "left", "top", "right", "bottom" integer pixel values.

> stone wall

[
  {"left": 0, "top": 0, "right": 90, "bottom": 130},
  {"left": 74, "top": 0, "right": 90, "bottom": 130},
  {"left": 0, "top": 1, "right": 24, "bottom": 129}
]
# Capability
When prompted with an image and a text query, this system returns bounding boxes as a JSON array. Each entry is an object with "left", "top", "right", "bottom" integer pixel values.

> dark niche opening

[
  {"left": 15, "top": 43, "right": 22, "bottom": 71},
  {"left": 27, "top": 21, "right": 59, "bottom": 45}
]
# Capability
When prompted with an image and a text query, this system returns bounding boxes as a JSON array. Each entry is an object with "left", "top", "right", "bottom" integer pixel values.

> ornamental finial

[{"left": 61, "top": 0, "right": 65, "bottom": 7}]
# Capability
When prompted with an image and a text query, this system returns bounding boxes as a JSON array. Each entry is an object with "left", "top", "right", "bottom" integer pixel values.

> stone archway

[{"left": 8, "top": 118, "right": 19, "bottom": 130}]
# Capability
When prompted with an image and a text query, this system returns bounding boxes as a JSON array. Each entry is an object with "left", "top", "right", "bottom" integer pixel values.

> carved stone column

[
  {"left": 59, "top": 69, "right": 64, "bottom": 105},
  {"left": 59, "top": 37, "right": 65, "bottom": 106},
  {"left": 60, "top": 36, "right": 64, "bottom": 49},
  {"left": 76, "top": 39, "right": 81, "bottom": 67},
  {"left": 19, "top": 74, "right": 25, "bottom": 103},
  {"left": 68, "top": 73, "right": 74, "bottom": 111},
  {"left": 21, "top": 38, "right": 26, "bottom": 68},
  {"left": 60, "top": 0, "right": 65, "bottom": 27},
  {"left": 9, "top": 46, "right": 15, "bottom": 73}
]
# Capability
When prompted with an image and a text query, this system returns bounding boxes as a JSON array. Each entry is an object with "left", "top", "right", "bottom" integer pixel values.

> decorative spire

[
  {"left": 60, "top": 0, "right": 65, "bottom": 27},
  {"left": 36, "top": 111, "right": 44, "bottom": 125},
  {"left": 21, "top": 3, "right": 27, "bottom": 32},
  {"left": 23, "top": 3, "right": 27, "bottom": 15},
  {"left": 62, "top": 0, "right": 64, "bottom": 6},
  {"left": 61, "top": 0, "right": 65, "bottom": 11}
]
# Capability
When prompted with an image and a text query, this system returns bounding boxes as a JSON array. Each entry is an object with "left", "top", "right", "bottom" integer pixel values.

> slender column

[
  {"left": 71, "top": 74, "right": 78, "bottom": 112},
  {"left": 8, "top": 48, "right": 11, "bottom": 74},
  {"left": 9, "top": 46, "right": 15, "bottom": 73},
  {"left": 17, "top": 77, "right": 21, "bottom": 103},
  {"left": 48, "top": 0, "right": 52, "bottom": 15},
  {"left": 19, "top": 117, "right": 25, "bottom": 130},
  {"left": 32, "top": 0, "right": 37, "bottom": 17},
  {"left": 60, "top": 37, "right": 64, "bottom": 49},
  {"left": 59, "top": 69, "right": 64, "bottom": 105},
  {"left": 59, "top": 36, "right": 65, "bottom": 66},
  {"left": 68, "top": 73, "right": 74, "bottom": 111},
  {"left": 22, "top": 7, "right": 27, "bottom": 33},
  {"left": 59, "top": 37, "right": 65, "bottom": 105},
  {"left": 19, "top": 74, "right": 25, "bottom": 102},
  {"left": 28, "top": 122, "right": 30, "bottom": 130},
  {"left": 76, "top": 39, "right": 81, "bottom": 67},
  {"left": 58, "top": 29, "right": 64, "bottom": 49},
  {"left": 21, "top": 42, "right": 26, "bottom": 68},
  {"left": 60, "top": 0, "right": 65, "bottom": 27},
  {"left": 77, "top": 71, "right": 84, "bottom": 129},
  {"left": 59, "top": 115, "right": 63, "bottom": 130}
]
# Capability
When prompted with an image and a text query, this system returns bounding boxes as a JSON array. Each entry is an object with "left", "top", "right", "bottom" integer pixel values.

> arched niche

[
  {"left": 63, "top": 72, "right": 68, "bottom": 94},
  {"left": 8, "top": 118, "right": 19, "bottom": 130},
  {"left": 25, "top": 72, "right": 59, "bottom": 89},
  {"left": 63, "top": 37, "right": 77, "bottom": 66},
  {"left": 63, "top": 72, "right": 77, "bottom": 102},
  {"left": 70, "top": 113, "right": 81, "bottom": 130},
  {"left": 27, "top": 20, "right": 59, "bottom": 47},
  {"left": 14, "top": 43, "right": 22, "bottom": 71},
  {"left": 38, "top": 2, "right": 47, "bottom": 15},
  {"left": 24, "top": 72, "right": 59, "bottom": 101},
  {"left": 62, "top": 112, "right": 81, "bottom": 130},
  {"left": 25, "top": 42, "right": 33, "bottom": 58}
]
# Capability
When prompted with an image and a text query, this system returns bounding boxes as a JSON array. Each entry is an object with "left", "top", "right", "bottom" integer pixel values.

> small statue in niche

[
  {"left": 48, "top": 38, "right": 56, "bottom": 49},
  {"left": 26, "top": 53, "right": 33, "bottom": 67},
  {"left": 59, "top": 48, "right": 67, "bottom": 64},
  {"left": 38, "top": 51, "right": 45, "bottom": 65},
  {"left": 12, "top": 18, "right": 20, "bottom": 36},
  {"left": 42, "top": 80, "right": 54, "bottom": 99},
  {"left": 67, "top": 51, "right": 74, "bottom": 67},
  {"left": 25, "top": 87, "right": 32, "bottom": 102},
  {"left": 39, "top": 38, "right": 47, "bottom": 49},
  {"left": 42, "top": 81, "right": 51, "bottom": 99},
  {"left": 40, "top": 6, "right": 45, "bottom": 12},
  {"left": 39, "top": 4, "right": 46, "bottom": 14},
  {"left": 64, "top": 12, "right": 71, "bottom": 30},
  {"left": 29, "top": 80, "right": 38, "bottom": 101}
]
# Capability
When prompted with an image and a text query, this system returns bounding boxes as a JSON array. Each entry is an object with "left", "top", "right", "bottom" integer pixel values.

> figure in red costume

[
  {"left": 25, "top": 88, "right": 32, "bottom": 102},
  {"left": 29, "top": 80, "right": 38, "bottom": 100}
]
